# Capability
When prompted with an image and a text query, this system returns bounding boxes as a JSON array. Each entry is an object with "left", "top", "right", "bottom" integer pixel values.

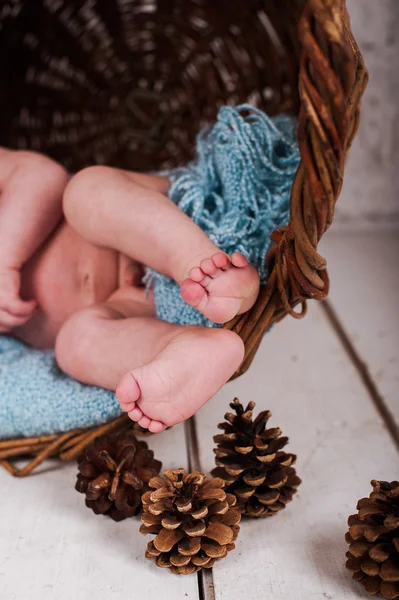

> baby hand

[{"left": 0, "top": 267, "right": 37, "bottom": 333}]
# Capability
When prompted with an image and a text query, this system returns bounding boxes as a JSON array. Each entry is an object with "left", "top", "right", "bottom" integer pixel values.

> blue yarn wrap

[
  {"left": 0, "top": 335, "right": 120, "bottom": 439},
  {"left": 144, "top": 105, "right": 300, "bottom": 327}
]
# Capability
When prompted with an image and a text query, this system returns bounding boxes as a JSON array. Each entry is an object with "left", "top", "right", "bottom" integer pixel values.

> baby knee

[
  {"left": 5, "top": 149, "right": 69, "bottom": 191},
  {"left": 55, "top": 307, "right": 107, "bottom": 381},
  {"left": 63, "top": 165, "right": 113, "bottom": 221}
]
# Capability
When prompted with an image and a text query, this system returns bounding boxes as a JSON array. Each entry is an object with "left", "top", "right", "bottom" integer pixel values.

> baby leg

[
  {"left": 64, "top": 167, "right": 215, "bottom": 284},
  {"left": 63, "top": 167, "right": 259, "bottom": 323},
  {"left": 55, "top": 288, "right": 244, "bottom": 432}
]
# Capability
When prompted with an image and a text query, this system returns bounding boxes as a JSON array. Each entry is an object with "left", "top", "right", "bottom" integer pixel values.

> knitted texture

[
  {"left": 0, "top": 335, "right": 121, "bottom": 439},
  {"left": 145, "top": 105, "right": 300, "bottom": 327}
]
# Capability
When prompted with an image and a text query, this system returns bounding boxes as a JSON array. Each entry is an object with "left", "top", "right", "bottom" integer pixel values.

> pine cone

[
  {"left": 211, "top": 398, "right": 301, "bottom": 518},
  {"left": 75, "top": 428, "right": 162, "bottom": 521},
  {"left": 140, "top": 469, "right": 241, "bottom": 575},
  {"left": 346, "top": 480, "right": 399, "bottom": 599}
]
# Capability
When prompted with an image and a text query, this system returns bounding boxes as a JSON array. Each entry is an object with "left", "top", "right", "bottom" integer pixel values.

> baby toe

[
  {"left": 212, "top": 252, "right": 230, "bottom": 270},
  {"left": 200, "top": 258, "right": 217, "bottom": 276},
  {"left": 188, "top": 266, "right": 205, "bottom": 282},
  {"left": 148, "top": 420, "right": 166, "bottom": 434},
  {"left": 180, "top": 279, "right": 207, "bottom": 308},
  {"left": 116, "top": 372, "right": 141, "bottom": 408},
  {"left": 200, "top": 274, "right": 212, "bottom": 287},
  {"left": 231, "top": 252, "right": 248, "bottom": 268},
  {"left": 127, "top": 406, "right": 144, "bottom": 422},
  {"left": 138, "top": 415, "right": 151, "bottom": 429},
  {"left": 119, "top": 397, "right": 135, "bottom": 412}
]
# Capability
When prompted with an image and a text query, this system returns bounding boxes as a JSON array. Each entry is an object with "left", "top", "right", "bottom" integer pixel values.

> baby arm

[{"left": 0, "top": 149, "right": 69, "bottom": 332}]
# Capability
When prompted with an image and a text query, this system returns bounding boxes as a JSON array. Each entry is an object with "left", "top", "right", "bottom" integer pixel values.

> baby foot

[
  {"left": 116, "top": 328, "right": 244, "bottom": 433},
  {"left": 180, "top": 252, "right": 260, "bottom": 324}
]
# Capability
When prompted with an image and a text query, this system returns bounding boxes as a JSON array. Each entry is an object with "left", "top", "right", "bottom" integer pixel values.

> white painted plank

[
  {"left": 0, "top": 424, "right": 199, "bottom": 600},
  {"left": 322, "top": 230, "right": 399, "bottom": 426},
  {"left": 194, "top": 303, "right": 398, "bottom": 600}
]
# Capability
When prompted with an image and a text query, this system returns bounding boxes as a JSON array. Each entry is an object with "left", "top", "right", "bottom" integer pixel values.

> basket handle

[
  {"left": 227, "top": 0, "right": 368, "bottom": 377},
  {"left": 277, "top": 0, "right": 368, "bottom": 313}
]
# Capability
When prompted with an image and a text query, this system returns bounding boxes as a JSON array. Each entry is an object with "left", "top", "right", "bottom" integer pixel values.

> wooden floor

[{"left": 1, "top": 231, "right": 398, "bottom": 600}]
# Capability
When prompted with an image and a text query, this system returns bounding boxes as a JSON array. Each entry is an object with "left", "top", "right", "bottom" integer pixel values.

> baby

[{"left": 0, "top": 148, "right": 260, "bottom": 433}]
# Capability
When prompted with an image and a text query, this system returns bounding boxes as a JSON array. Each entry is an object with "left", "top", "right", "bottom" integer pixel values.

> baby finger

[
  {"left": 0, "top": 308, "right": 33, "bottom": 331},
  {"left": 6, "top": 298, "right": 37, "bottom": 317}
]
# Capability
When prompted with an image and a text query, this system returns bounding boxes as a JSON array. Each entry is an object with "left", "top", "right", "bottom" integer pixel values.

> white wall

[{"left": 335, "top": 0, "right": 399, "bottom": 228}]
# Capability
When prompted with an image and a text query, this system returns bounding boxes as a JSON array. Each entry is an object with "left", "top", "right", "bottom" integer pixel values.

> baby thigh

[
  {"left": 55, "top": 297, "right": 180, "bottom": 391},
  {"left": 62, "top": 166, "right": 168, "bottom": 256}
]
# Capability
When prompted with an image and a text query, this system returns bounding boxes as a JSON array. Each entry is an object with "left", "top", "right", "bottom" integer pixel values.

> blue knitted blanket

[
  {"left": 0, "top": 105, "right": 299, "bottom": 439},
  {"left": 0, "top": 336, "right": 121, "bottom": 439},
  {"left": 145, "top": 105, "right": 300, "bottom": 327}
]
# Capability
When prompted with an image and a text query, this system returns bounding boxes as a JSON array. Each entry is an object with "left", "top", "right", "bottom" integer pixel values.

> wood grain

[
  {"left": 0, "top": 424, "right": 199, "bottom": 600},
  {"left": 193, "top": 302, "right": 398, "bottom": 600},
  {"left": 321, "top": 231, "right": 399, "bottom": 433}
]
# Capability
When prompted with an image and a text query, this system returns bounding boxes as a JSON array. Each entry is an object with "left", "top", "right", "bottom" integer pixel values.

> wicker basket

[{"left": 0, "top": 0, "right": 367, "bottom": 476}]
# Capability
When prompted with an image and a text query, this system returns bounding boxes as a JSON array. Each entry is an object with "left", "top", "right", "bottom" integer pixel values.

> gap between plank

[
  {"left": 322, "top": 300, "right": 399, "bottom": 450},
  {"left": 185, "top": 417, "right": 216, "bottom": 600},
  {"left": 185, "top": 416, "right": 202, "bottom": 473}
]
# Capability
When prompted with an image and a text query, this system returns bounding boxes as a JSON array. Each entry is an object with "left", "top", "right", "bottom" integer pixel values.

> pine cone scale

[
  {"left": 190, "top": 506, "right": 209, "bottom": 519},
  {"left": 146, "top": 541, "right": 161, "bottom": 557},
  {"left": 140, "top": 524, "right": 161, "bottom": 535},
  {"left": 183, "top": 521, "right": 206, "bottom": 536},
  {"left": 204, "top": 521, "right": 234, "bottom": 545},
  {"left": 162, "top": 515, "right": 183, "bottom": 530},
  {"left": 255, "top": 453, "right": 277, "bottom": 463},
  {"left": 156, "top": 554, "right": 172, "bottom": 568},
  {"left": 222, "top": 464, "right": 246, "bottom": 476},
  {"left": 149, "top": 499, "right": 173, "bottom": 515},
  {"left": 151, "top": 487, "right": 175, "bottom": 500},
  {"left": 86, "top": 472, "right": 112, "bottom": 499},
  {"left": 207, "top": 500, "right": 229, "bottom": 516},
  {"left": 170, "top": 553, "right": 191, "bottom": 567},
  {"left": 242, "top": 472, "right": 266, "bottom": 486},
  {"left": 235, "top": 445, "right": 254, "bottom": 454},
  {"left": 369, "top": 543, "right": 393, "bottom": 563},
  {"left": 213, "top": 510, "right": 241, "bottom": 527},
  {"left": 154, "top": 528, "right": 186, "bottom": 552},
  {"left": 175, "top": 564, "right": 198, "bottom": 575},
  {"left": 256, "top": 489, "right": 280, "bottom": 504},
  {"left": 78, "top": 461, "right": 98, "bottom": 478},
  {"left": 191, "top": 554, "right": 212, "bottom": 567},
  {"left": 380, "top": 561, "right": 399, "bottom": 583},
  {"left": 202, "top": 540, "right": 227, "bottom": 559},
  {"left": 114, "top": 485, "right": 129, "bottom": 510},
  {"left": 142, "top": 512, "right": 161, "bottom": 527},
  {"left": 98, "top": 449, "right": 117, "bottom": 471},
  {"left": 361, "top": 559, "right": 380, "bottom": 576},
  {"left": 381, "top": 582, "right": 399, "bottom": 600},
  {"left": 178, "top": 537, "right": 201, "bottom": 556}
]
